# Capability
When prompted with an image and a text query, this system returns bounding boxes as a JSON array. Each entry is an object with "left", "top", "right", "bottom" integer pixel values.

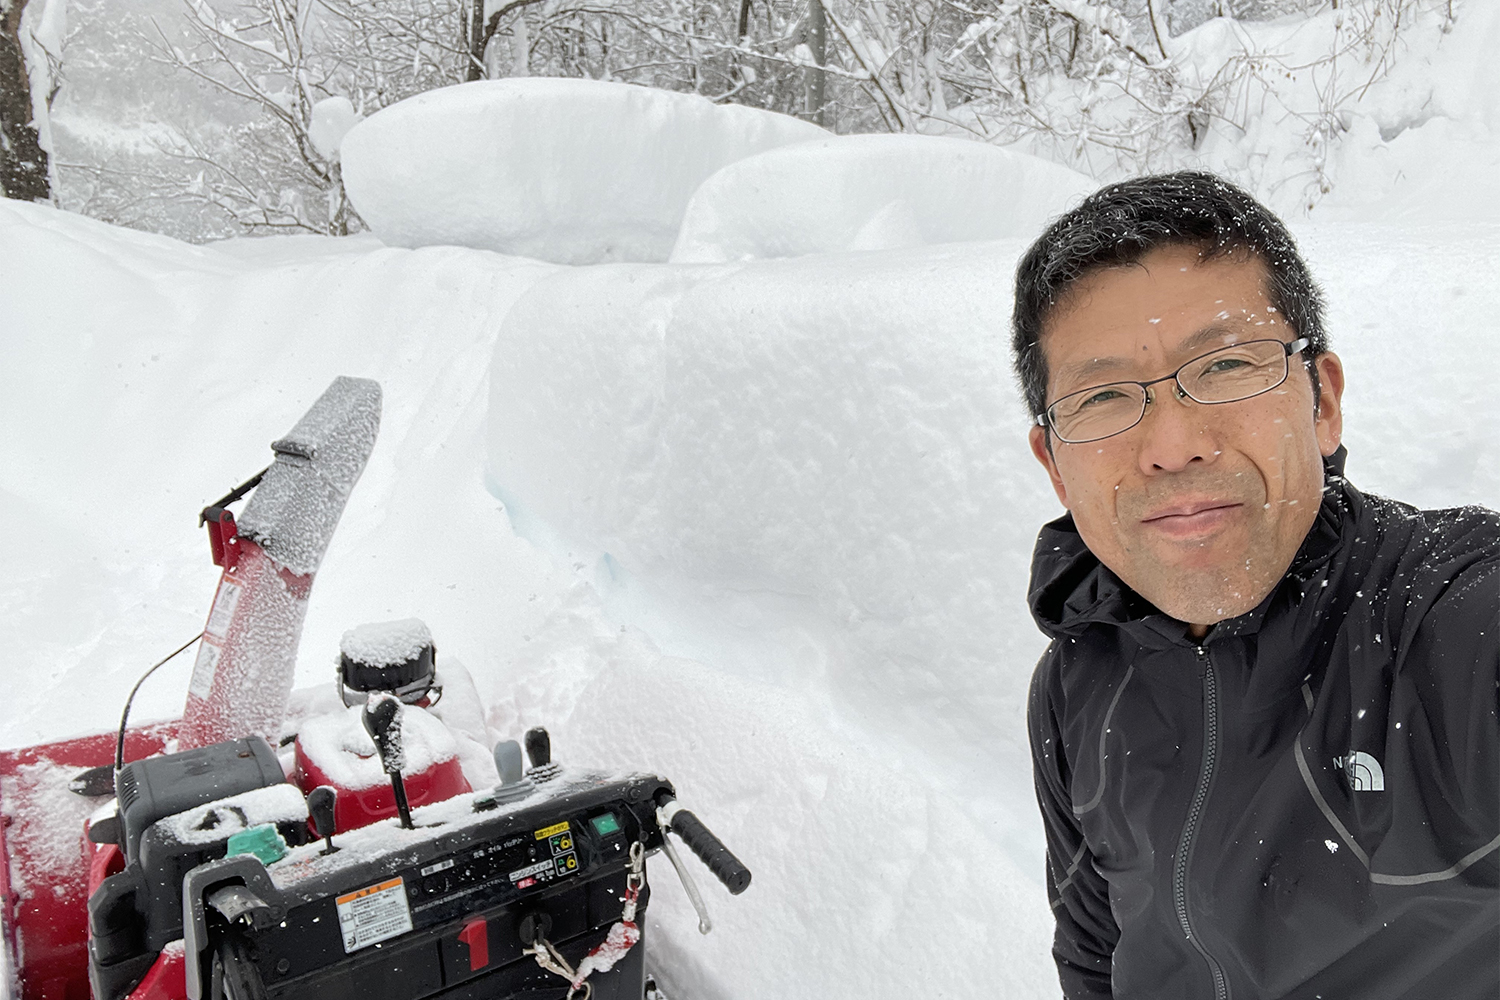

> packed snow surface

[
  {"left": 671, "top": 134, "right": 1096, "bottom": 262},
  {"left": 340, "top": 618, "right": 433, "bottom": 667},
  {"left": 340, "top": 79, "right": 828, "bottom": 264}
]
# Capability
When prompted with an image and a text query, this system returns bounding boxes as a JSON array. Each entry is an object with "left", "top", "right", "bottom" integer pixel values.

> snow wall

[
  {"left": 671, "top": 133, "right": 1098, "bottom": 261},
  {"left": 340, "top": 79, "right": 828, "bottom": 264}
]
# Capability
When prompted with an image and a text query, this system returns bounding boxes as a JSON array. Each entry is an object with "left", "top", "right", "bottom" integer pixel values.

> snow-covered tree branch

[{"left": 141, "top": 0, "right": 465, "bottom": 234}]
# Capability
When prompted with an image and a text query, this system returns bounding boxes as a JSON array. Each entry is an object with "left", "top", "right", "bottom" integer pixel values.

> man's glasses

[{"left": 1038, "top": 338, "right": 1311, "bottom": 444}]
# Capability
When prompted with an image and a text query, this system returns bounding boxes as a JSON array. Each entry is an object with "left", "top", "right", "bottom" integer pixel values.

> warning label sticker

[
  {"left": 205, "top": 578, "right": 243, "bottom": 638},
  {"left": 336, "top": 877, "right": 413, "bottom": 953},
  {"left": 187, "top": 641, "right": 221, "bottom": 700},
  {"left": 534, "top": 821, "right": 569, "bottom": 840}
]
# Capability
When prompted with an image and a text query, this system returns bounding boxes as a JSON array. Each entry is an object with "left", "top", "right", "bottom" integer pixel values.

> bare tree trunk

[
  {"left": 805, "top": 0, "right": 826, "bottom": 126},
  {"left": 466, "top": 0, "right": 486, "bottom": 81},
  {"left": 0, "top": 0, "right": 49, "bottom": 201}
]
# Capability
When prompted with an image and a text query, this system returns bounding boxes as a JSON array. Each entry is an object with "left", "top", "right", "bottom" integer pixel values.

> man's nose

[{"left": 1136, "top": 384, "right": 1218, "bottom": 475}]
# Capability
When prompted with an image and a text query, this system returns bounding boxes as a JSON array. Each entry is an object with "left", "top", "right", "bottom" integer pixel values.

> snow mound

[
  {"left": 487, "top": 245, "right": 1056, "bottom": 789},
  {"left": 671, "top": 133, "right": 1096, "bottom": 262},
  {"left": 340, "top": 79, "right": 828, "bottom": 264},
  {"left": 340, "top": 618, "right": 432, "bottom": 666}
]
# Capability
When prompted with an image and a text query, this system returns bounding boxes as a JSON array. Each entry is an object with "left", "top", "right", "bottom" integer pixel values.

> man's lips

[{"left": 1139, "top": 500, "right": 1244, "bottom": 539}]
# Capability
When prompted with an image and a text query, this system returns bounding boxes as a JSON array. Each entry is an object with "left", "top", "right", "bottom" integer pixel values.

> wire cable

[{"left": 115, "top": 632, "right": 204, "bottom": 771}]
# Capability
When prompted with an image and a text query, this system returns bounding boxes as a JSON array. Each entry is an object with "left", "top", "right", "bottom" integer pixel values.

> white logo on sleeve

[{"left": 1334, "top": 751, "right": 1385, "bottom": 791}]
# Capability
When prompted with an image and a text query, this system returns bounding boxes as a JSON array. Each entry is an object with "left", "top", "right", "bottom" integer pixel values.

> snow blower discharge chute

[{"left": 0, "top": 378, "right": 750, "bottom": 1000}]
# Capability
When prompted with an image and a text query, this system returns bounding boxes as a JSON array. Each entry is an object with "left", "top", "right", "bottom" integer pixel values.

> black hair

[{"left": 1012, "top": 170, "right": 1327, "bottom": 422}]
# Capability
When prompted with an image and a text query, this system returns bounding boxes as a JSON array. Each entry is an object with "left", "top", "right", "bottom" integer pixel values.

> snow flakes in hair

[{"left": 1011, "top": 170, "right": 1328, "bottom": 420}]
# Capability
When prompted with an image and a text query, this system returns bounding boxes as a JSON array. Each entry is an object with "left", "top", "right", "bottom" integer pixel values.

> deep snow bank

[
  {"left": 1168, "top": 2, "right": 1500, "bottom": 223},
  {"left": 340, "top": 79, "right": 827, "bottom": 264},
  {"left": 1308, "top": 0, "right": 1500, "bottom": 223},
  {"left": 486, "top": 245, "right": 1053, "bottom": 760},
  {"left": 671, "top": 134, "right": 1095, "bottom": 262}
]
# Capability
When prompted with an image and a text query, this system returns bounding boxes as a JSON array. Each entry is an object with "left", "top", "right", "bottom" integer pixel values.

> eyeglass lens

[{"left": 1048, "top": 340, "right": 1292, "bottom": 444}]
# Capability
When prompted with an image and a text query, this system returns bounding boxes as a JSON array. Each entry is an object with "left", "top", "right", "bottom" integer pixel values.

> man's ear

[
  {"left": 1029, "top": 424, "right": 1070, "bottom": 508},
  {"left": 1312, "top": 351, "right": 1345, "bottom": 457}
]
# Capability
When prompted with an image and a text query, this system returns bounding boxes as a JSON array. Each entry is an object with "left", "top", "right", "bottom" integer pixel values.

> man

[{"left": 1015, "top": 171, "right": 1499, "bottom": 999}]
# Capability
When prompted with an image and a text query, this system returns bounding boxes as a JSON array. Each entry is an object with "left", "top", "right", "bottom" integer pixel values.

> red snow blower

[{"left": 0, "top": 378, "right": 749, "bottom": 1000}]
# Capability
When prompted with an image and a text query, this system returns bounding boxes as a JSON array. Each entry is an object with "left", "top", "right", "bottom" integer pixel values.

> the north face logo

[{"left": 1334, "top": 751, "right": 1385, "bottom": 791}]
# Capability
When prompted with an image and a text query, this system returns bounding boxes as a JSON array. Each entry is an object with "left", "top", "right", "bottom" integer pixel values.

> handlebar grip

[{"left": 668, "top": 808, "right": 752, "bottom": 895}]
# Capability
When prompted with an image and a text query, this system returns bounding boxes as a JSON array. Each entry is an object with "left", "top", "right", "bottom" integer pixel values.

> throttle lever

[{"left": 655, "top": 797, "right": 754, "bottom": 936}]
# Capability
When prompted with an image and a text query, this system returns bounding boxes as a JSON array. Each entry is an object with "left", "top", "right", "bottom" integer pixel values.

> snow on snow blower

[{"left": 0, "top": 378, "right": 750, "bottom": 1000}]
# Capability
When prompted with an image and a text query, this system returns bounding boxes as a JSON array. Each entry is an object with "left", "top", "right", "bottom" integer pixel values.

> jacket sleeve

[
  {"left": 1029, "top": 655, "right": 1119, "bottom": 998},
  {"left": 1402, "top": 539, "right": 1500, "bottom": 834}
]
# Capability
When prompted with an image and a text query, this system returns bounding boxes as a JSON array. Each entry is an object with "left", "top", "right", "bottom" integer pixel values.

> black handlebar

[{"left": 667, "top": 806, "right": 752, "bottom": 895}]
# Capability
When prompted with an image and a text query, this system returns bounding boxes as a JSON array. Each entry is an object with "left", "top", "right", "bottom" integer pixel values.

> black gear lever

[
  {"left": 362, "top": 694, "right": 414, "bottom": 828},
  {"left": 523, "top": 726, "right": 560, "bottom": 783},
  {"left": 523, "top": 727, "right": 550, "bottom": 768},
  {"left": 307, "top": 785, "right": 339, "bottom": 854}
]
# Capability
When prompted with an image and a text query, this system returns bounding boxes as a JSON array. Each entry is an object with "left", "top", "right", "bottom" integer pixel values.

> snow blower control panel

[
  {"left": 179, "top": 769, "right": 677, "bottom": 1000},
  {"left": 84, "top": 721, "right": 750, "bottom": 1000}
]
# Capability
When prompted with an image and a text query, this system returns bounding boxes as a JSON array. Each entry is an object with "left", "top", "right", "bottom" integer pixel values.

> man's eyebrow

[
  {"left": 1174, "top": 323, "right": 1244, "bottom": 356},
  {"left": 1052, "top": 324, "right": 1246, "bottom": 390},
  {"left": 1054, "top": 354, "right": 1131, "bottom": 387}
]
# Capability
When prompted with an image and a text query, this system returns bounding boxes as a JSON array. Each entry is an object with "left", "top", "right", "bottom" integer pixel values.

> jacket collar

[{"left": 1027, "top": 447, "right": 1352, "bottom": 648}]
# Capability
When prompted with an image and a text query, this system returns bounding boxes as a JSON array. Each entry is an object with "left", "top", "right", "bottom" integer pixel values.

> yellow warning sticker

[
  {"left": 534, "top": 821, "right": 570, "bottom": 840},
  {"left": 335, "top": 877, "right": 412, "bottom": 953},
  {"left": 336, "top": 877, "right": 403, "bottom": 905}
]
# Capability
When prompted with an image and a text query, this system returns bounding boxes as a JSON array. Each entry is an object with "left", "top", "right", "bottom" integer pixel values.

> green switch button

[
  {"left": 226, "top": 823, "right": 288, "bottom": 865},
  {"left": 589, "top": 812, "right": 621, "bottom": 837}
]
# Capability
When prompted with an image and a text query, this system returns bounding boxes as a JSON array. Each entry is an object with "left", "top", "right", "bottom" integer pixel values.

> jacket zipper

[{"left": 1173, "top": 645, "right": 1230, "bottom": 1000}]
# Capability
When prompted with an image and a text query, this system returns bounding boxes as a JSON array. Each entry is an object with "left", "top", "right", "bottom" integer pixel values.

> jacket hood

[{"left": 1027, "top": 446, "right": 1351, "bottom": 646}]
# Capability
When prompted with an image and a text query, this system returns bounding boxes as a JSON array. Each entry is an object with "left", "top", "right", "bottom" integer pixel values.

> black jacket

[{"left": 1027, "top": 450, "right": 1500, "bottom": 1000}]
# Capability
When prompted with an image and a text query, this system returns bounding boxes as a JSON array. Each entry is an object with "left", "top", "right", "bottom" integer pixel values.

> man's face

[{"left": 1028, "top": 244, "right": 1345, "bottom": 634}]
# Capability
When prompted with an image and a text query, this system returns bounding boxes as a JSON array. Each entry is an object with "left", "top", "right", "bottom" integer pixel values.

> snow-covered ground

[{"left": 4, "top": 49, "right": 1500, "bottom": 1000}]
